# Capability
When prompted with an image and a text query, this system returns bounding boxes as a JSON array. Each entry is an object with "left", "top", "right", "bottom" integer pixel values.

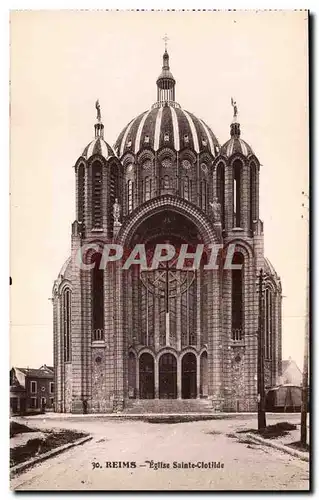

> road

[{"left": 11, "top": 414, "right": 309, "bottom": 491}]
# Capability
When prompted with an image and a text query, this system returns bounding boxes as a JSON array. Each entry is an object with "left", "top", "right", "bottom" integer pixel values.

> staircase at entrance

[{"left": 124, "top": 398, "right": 214, "bottom": 414}]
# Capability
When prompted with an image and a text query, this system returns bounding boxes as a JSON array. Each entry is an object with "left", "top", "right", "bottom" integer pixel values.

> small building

[
  {"left": 10, "top": 365, "right": 54, "bottom": 415},
  {"left": 278, "top": 358, "right": 302, "bottom": 386}
]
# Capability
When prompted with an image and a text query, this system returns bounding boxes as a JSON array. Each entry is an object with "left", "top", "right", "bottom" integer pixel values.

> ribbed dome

[
  {"left": 220, "top": 137, "right": 254, "bottom": 157},
  {"left": 114, "top": 104, "right": 220, "bottom": 158},
  {"left": 82, "top": 137, "right": 115, "bottom": 161},
  {"left": 220, "top": 121, "right": 254, "bottom": 158}
]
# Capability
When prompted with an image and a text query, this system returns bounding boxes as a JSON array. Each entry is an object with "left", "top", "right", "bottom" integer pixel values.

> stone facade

[{"left": 52, "top": 49, "right": 282, "bottom": 413}]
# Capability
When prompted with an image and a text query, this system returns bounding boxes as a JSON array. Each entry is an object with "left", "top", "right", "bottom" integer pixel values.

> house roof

[
  {"left": 281, "top": 359, "right": 302, "bottom": 374},
  {"left": 15, "top": 367, "right": 54, "bottom": 379},
  {"left": 39, "top": 364, "right": 54, "bottom": 373}
]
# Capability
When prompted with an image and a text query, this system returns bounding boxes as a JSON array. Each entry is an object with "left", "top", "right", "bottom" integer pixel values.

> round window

[
  {"left": 182, "top": 159, "right": 191, "bottom": 170},
  {"left": 142, "top": 159, "right": 152, "bottom": 170},
  {"left": 201, "top": 163, "right": 208, "bottom": 172},
  {"left": 95, "top": 356, "right": 102, "bottom": 364},
  {"left": 161, "top": 158, "right": 172, "bottom": 169}
]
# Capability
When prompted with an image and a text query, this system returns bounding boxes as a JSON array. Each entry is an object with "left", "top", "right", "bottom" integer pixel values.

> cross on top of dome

[{"left": 163, "top": 33, "right": 169, "bottom": 51}]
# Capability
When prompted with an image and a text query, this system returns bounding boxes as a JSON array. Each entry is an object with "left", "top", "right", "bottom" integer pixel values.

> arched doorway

[
  {"left": 182, "top": 353, "right": 197, "bottom": 399},
  {"left": 159, "top": 353, "right": 177, "bottom": 399},
  {"left": 139, "top": 353, "right": 155, "bottom": 399}
]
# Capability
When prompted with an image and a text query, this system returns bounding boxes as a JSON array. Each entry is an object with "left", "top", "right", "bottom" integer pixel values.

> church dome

[
  {"left": 114, "top": 105, "right": 219, "bottom": 158},
  {"left": 220, "top": 136, "right": 253, "bottom": 157},
  {"left": 82, "top": 136, "right": 115, "bottom": 161},
  {"left": 114, "top": 49, "right": 220, "bottom": 159},
  {"left": 220, "top": 121, "right": 254, "bottom": 158},
  {"left": 81, "top": 101, "right": 116, "bottom": 161}
]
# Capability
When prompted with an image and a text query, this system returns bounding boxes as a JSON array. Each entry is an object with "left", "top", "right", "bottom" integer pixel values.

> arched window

[
  {"left": 92, "top": 253, "right": 104, "bottom": 341},
  {"left": 144, "top": 177, "right": 152, "bottom": 201},
  {"left": 250, "top": 162, "right": 257, "bottom": 230},
  {"left": 109, "top": 163, "right": 119, "bottom": 235},
  {"left": 264, "top": 288, "right": 273, "bottom": 359},
  {"left": 62, "top": 288, "right": 71, "bottom": 362},
  {"left": 141, "top": 282, "right": 155, "bottom": 346},
  {"left": 92, "top": 161, "right": 103, "bottom": 228},
  {"left": 233, "top": 160, "right": 242, "bottom": 228},
  {"left": 127, "top": 180, "right": 133, "bottom": 213},
  {"left": 201, "top": 180, "right": 207, "bottom": 211},
  {"left": 216, "top": 162, "right": 225, "bottom": 222},
  {"left": 77, "top": 164, "right": 85, "bottom": 222},
  {"left": 181, "top": 276, "right": 196, "bottom": 347},
  {"left": 232, "top": 252, "right": 244, "bottom": 341}
]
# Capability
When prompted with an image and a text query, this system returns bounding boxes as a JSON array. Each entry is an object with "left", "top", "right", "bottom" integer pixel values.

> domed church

[{"left": 53, "top": 48, "right": 282, "bottom": 413}]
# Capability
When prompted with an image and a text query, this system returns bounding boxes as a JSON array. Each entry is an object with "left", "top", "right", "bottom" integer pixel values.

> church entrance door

[
  {"left": 159, "top": 353, "right": 177, "bottom": 399},
  {"left": 182, "top": 353, "right": 197, "bottom": 399},
  {"left": 139, "top": 353, "right": 155, "bottom": 399}
]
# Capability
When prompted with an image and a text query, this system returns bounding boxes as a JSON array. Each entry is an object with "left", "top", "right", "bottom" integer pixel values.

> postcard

[{"left": 10, "top": 9, "right": 310, "bottom": 491}]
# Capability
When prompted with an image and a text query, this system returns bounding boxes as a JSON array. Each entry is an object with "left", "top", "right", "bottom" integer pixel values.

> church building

[{"left": 53, "top": 48, "right": 282, "bottom": 413}]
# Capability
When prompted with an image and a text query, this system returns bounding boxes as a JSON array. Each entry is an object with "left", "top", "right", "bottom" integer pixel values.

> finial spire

[
  {"left": 155, "top": 43, "right": 177, "bottom": 107},
  {"left": 163, "top": 33, "right": 169, "bottom": 51},
  {"left": 94, "top": 99, "right": 104, "bottom": 138}
]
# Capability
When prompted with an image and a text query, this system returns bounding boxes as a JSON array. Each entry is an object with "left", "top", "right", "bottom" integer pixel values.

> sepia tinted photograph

[{"left": 10, "top": 9, "right": 310, "bottom": 491}]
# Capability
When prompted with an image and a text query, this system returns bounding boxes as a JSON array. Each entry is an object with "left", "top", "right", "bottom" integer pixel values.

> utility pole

[
  {"left": 257, "top": 268, "right": 266, "bottom": 430},
  {"left": 300, "top": 191, "right": 309, "bottom": 446}
]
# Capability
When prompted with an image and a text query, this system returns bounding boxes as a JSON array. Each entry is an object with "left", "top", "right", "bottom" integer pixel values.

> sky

[{"left": 10, "top": 10, "right": 309, "bottom": 369}]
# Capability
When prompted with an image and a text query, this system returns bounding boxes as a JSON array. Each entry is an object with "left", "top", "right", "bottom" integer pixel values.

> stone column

[
  {"left": 154, "top": 357, "right": 159, "bottom": 399},
  {"left": 196, "top": 355, "right": 201, "bottom": 399},
  {"left": 136, "top": 358, "right": 140, "bottom": 399},
  {"left": 104, "top": 256, "right": 115, "bottom": 409},
  {"left": 243, "top": 255, "right": 258, "bottom": 411},
  {"left": 55, "top": 294, "right": 63, "bottom": 412},
  {"left": 210, "top": 267, "right": 222, "bottom": 401},
  {"left": 81, "top": 250, "right": 92, "bottom": 410},
  {"left": 177, "top": 356, "right": 182, "bottom": 399},
  {"left": 222, "top": 266, "right": 232, "bottom": 410},
  {"left": 113, "top": 260, "right": 124, "bottom": 411},
  {"left": 154, "top": 296, "right": 160, "bottom": 350},
  {"left": 176, "top": 290, "right": 181, "bottom": 352},
  {"left": 70, "top": 232, "right": 84, "bottom": 413},
  {"left": 196, "top": 272, "right": 201, "bottom": 351}
]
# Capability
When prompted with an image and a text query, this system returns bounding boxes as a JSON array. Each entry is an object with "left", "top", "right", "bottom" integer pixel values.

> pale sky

[{"left": 10, "top": 10, "right": 308, "bottom": 369}]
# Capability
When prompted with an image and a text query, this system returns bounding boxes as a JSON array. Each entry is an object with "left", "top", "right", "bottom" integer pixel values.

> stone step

[{"left": 124, "top": 398, "right": 213, "bottom": 414}]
